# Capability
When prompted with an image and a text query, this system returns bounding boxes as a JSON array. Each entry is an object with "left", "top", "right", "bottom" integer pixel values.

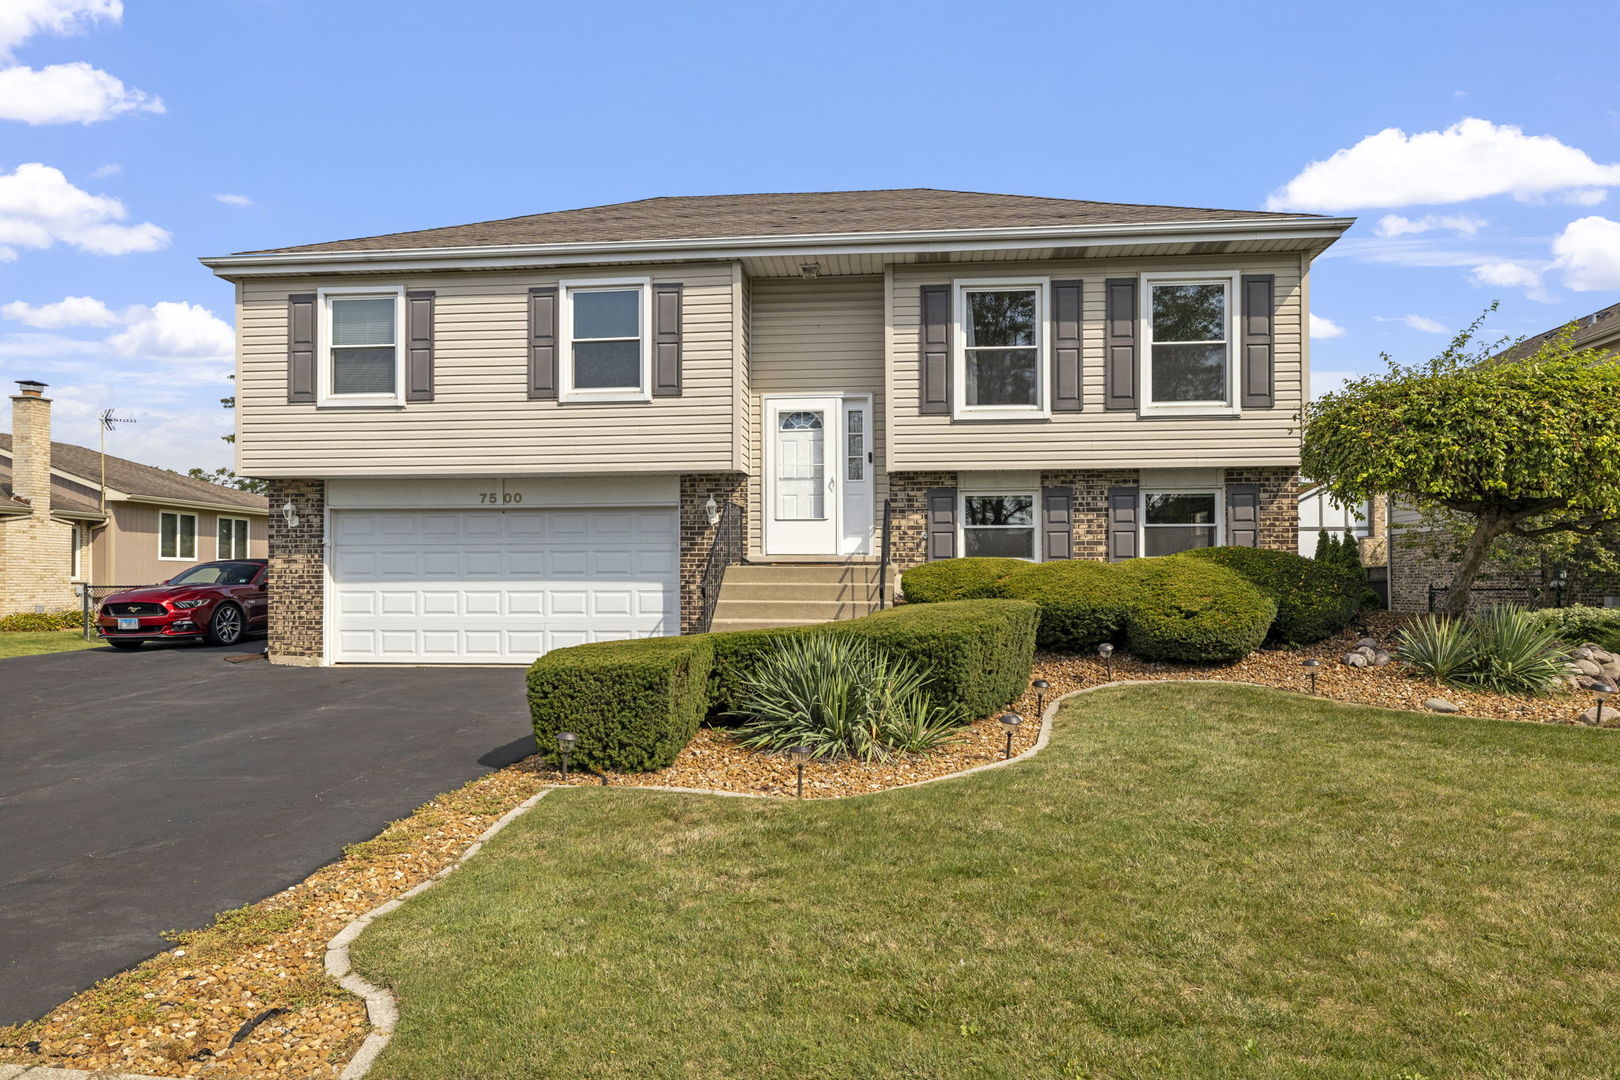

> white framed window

[
  {"left": 217, "top": 516, "right": 250, "bottom": 560},
  {"left": 69, "top": 524, "right": 83, "bottom": 581},
  {"left": 960, "top": 492, "right": 1039, "bottom": 560},
  {"left": 1140, "top": 271, "right": 1240, "bottom": 414},
  {"left": 318, "top": 286, "right": 405, "bottom": 406},
  {"left": 160, "top": 511, "right": 198, "bottom": 561},
  {"left": 559, "top": 276, "right": 652, "bottom": 402},
  {"left": 952, "top": 278, "right": 1049, "bottom": 419},
  {"left": 1142, "top": 490, "right": 1220, "bottom": 556}
]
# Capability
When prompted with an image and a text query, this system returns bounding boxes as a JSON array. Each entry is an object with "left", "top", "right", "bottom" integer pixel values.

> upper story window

[
  {"left": 953, "top": 279, "right": 1048, "bottom": 419},
  {"left": 1142, "top": 272, "right": 1238, "bottom": 413},
  {"left": 319, "top": 287, "right": 404, "bottom": 406},
  {"left": 560, "top": 277, "right": 651, "bottom": 402}
]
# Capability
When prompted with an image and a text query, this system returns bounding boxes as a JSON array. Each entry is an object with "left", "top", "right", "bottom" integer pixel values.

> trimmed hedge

[
  {"left": 0, "top": 610, "right": 84, "bottom": 632},
  {"left": 1114, "top": 556, "right": 1276, "bottom": 663},
  {"left": 1181, "top": 546, "right": 1358, "bottom": 644},
  {"left": 997, "top": 560, "right": 1133, "bottom": 650},
  {"left": 527, "top": 635, "right": 713, "bottom": 773},
  {"left": 900, "top": 557, "right": 1028, "bottom": 604},
  {"left": 837, "top": 599, "right": 1038, "bottom": 719}
]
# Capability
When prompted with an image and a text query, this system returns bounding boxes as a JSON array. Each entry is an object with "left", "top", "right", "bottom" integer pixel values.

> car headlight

[{"left": 172, "top": 599, "right": 209, "bottom": 609}]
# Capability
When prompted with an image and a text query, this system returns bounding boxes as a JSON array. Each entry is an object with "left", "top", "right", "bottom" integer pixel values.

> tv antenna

[{"left": 98, "top": 409, "right": 136, "bottom": 512}]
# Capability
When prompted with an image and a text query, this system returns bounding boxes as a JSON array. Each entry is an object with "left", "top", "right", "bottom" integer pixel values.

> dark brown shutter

[
  {"left": 1107, "top": 486, "right": 1139, "bottom": 561},
  {"left": 1227, "top": 483, "right": 1261, "bottom": 547},
  {"left": 1104, "top": 278, "right": 1138, "bottom": 411},
  {"left": 1041, "top": 486, "right": 1073, "bottom": 560},
  {"left": 919, "top": 284, "right": 951, "bottom": 415},
  {"left": 1240, "top": 274, "right": 1275, "bottom": 408},
  {"left": 405, "top": 290, "right": 434, "bottom": 402},
  {"left": 1051, "top": 280, "right": 1082, "bottom": 412},
  {"left": 926, "top": 487, "right": 957, "bottom": 560},
  {"left": 652, "top": 282, "right": 683, "bottom": 397},
  {"left": 528, "top": 286, "right": 558, "bottom": 400},
  {"left": 287, "top": 293, "right": 316, "bottom": 403}
]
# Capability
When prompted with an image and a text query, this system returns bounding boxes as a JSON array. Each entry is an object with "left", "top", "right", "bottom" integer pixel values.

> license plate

[{"left": 117, "top": 617, "right": 139, "bottom": 630}]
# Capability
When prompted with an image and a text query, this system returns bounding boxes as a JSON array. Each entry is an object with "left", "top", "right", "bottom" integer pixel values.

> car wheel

[
  {"left": 107, "top": 639, "right": 143, "bottom": 650},
  {"left": 207, "top": 604, "right": 244, "bottom": 646}
]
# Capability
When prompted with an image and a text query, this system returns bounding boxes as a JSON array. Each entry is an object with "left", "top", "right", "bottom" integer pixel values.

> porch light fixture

[
  {"left": 704, "top": 494, "right": 720, "bottom": 526},
  {"left": 1302, "top": 658, "right": 1321, "bottom": 695},
  {"left": 1593, "top": 681, "right": 1615, "bottom": 726},
  {"left": 280, "top": 499, "right": 299, "bottom": 529},
  {"left": 556, "top": 731, "right": 579, "bottom": 781},
  {"left": 787, "top": 744, "right": 812, "bottom": 798},
  {"left": 999, "top": 713, "right": 1022, "bottom": 759},
  {"left": 1032, "top": 679, "right": 1049, "bottom": 718},
  {"left": 1097, "top": 642, "right": 1114, "bottom": 681}
]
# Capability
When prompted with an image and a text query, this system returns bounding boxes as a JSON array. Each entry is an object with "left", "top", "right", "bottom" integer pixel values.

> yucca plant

[
  {"left": 1454, "top": 605, "right": 1569, "bottom": 696},
  {"left": 730, "top": 635, "right": 966, "bottom": 761},
  {"left": 1394, "top": 615, "right": 1477, "bottom": 684}
]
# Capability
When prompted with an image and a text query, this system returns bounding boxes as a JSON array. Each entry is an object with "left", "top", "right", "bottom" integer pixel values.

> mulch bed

[{"left": 2, "top": 611, "right": 1602, "bottom": 1078}]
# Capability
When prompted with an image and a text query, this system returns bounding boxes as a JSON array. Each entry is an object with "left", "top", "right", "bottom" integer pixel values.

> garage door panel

[{"left": 331, "top": 507, "right": 677, "bottom": 664}]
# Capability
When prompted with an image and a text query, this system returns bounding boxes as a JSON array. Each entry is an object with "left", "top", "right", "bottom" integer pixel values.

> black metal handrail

[
  {"left": 877, "top": 497, "right": 893, "bottom": 610},
  {"left": 1427, "top": 581, "right": 1567, "bottom": 613},
  {"left": 697, "top": 502, "right": 744, "bottom": 633}
]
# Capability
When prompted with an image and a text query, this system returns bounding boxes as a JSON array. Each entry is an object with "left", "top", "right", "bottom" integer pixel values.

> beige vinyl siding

[
  {"left": 747, "top": 276, "right": 886, "bottom": 555},
  {"left": 237, "top": 264, "right": 737, "bottom": 477},
  {"left": 104, "top": 504, "right": 268, "bottom": 585},
  {"left": 733, "top": 266, "right": 751, "bottom": 474},
  {"left": 887, "top": 254, "right": 1306, "bottom": 470}
]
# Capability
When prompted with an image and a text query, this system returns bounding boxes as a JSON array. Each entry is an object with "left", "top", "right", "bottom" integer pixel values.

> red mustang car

[{"left": 97, "top": 559, "right": 269, "bottom": 649}]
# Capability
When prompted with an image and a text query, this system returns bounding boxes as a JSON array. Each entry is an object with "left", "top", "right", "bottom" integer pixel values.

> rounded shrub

[
  {"left": 1114, "top": 556, "right": 1275, "bottom": 663},
  {"left": 996, "top": 560, "right": 1134, "bottom": 650},
  {"left": 1181, "top": 546, "right": 1358, "bottom": 644},
  {"left": 899, "top": 557, "right": 1024, "bottom": 604}
]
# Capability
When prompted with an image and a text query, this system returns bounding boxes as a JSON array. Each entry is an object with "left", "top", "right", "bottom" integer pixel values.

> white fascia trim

[
  {"left": 122, "top": 493, "right": 269, "bottom": 515},
  {"left": 200, "top": 218, "right": 1357, "bottom": 278}
]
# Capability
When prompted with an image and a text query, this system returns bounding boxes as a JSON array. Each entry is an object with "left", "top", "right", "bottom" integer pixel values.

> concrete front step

[
  {"left": 712, "top": 598, "right": 880, "bottom": 622},
  {"left": 710, "top": 616, "right": 838, "bottom": 632},
  {"left": 725, "top": 563, "right": 892, "bottom": 585},
  {"left": 708, "top": 561, "right": 897, "bottom": 630},
  {"left": 719, "top": 581, "right": 880, "bottom": 602}
]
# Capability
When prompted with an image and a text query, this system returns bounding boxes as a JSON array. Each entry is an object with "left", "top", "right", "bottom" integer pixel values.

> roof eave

[
  {"left": 201, "top": 216, "right": 1356, "bottom": 278},
  {"left": 119, "top": 493, "right": 269, "bottom": 515}
]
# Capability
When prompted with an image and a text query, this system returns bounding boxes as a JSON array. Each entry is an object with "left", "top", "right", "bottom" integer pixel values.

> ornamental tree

[{"left": 1300, "top": 311, "right": 1620, "bottom": 616}]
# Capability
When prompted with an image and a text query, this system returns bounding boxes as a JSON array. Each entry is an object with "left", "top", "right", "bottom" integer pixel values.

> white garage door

[{"left": 329, "top": 507, "right": 678, "bottom": 664}]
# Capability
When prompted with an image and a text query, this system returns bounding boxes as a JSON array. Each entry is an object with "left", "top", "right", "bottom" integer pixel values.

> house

[
  {"left": 201, "top": 188, "right": 1353, "bottom": 666},
  {"left": 0, "top": 381, "right": 269, "bottom": 615}
]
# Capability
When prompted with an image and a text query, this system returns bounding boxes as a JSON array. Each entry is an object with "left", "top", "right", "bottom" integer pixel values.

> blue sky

[{"left": 2, "top": 0, "right": 1618, "bottom": 472}]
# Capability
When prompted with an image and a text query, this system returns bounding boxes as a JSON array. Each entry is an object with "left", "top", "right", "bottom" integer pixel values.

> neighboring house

[
  {"left": 0, "top": 381, "right": 269, "bottom": 615},
  {"left": 202, "top": 188, "right": 1353, "bottom": 666}
]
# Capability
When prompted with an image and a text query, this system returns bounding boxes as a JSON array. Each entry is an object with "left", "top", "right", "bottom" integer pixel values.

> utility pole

[{"left": 98, "top": 409, "right": 135, "bottom": 512}]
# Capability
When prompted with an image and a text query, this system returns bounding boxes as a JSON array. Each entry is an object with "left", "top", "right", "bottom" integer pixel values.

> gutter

[
  {"left": 201, "top": 217, "right": 1356, "bottom": 278},
  {"left": 120, "top": 493, "right": 270, "bottom": 515}
]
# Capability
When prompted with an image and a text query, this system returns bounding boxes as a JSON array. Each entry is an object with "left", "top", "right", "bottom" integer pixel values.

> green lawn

[
  {"left": 0, "top": 630, "right": 98, "bottom": 658},
  {"left": 354, "top": 684, "right": 1620, "bottom": 1080}
]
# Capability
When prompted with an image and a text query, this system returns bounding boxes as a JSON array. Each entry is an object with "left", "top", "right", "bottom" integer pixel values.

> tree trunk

[{"left": 1441, "top": 512, "right": 1512, "bottom": 617}]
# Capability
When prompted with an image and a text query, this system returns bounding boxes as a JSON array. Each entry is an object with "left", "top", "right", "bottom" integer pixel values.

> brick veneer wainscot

[
  {"left": 679, "top": 472, "right": 748, "bottom": 634},
  {"left": 266, "top": 478, "right": 325, "bottom": 664},
  {"left": 883, "top": 471, "right": 957, "bottom": 570},
  {"left": 1223, "top": 466, "right": 1300, "bottom": 553}
]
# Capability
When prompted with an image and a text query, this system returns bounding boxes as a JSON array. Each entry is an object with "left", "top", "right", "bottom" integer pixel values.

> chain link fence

[{"left": 78, "top": 584, "right": 156, "bottom": 640}]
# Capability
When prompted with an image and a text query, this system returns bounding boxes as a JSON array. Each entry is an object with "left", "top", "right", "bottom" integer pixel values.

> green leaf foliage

[
  {"left": 996, "top": 559, "right": 1135, "bottom": 650},
  {"left": 1181, "top": 546, "right": 1359, "bottom": 644},
  {"left": 0, "top": 610, "right": 84, "bottom": 632},
  {"left": 1114, "top": 557, "right": 1276, "bottom": 663},
  {"left": 1396, "top": 606, "right": 1570, "bottom": 696},
  {"left": 899, "top": 557, "right": 1030, "bottom": 603}
]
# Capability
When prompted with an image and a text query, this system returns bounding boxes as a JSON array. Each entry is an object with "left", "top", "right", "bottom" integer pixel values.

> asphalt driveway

[{"left": 0, "top": 640, "right": 534, "bottom": 1026}]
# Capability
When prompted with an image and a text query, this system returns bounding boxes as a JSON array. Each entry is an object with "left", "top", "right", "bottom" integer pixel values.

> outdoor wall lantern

[
  {"left": 1097, "top": 642, "right": 1114, "bottom": 681},
  {"left": 1032, "top": 678, "right": 1049, "bottom": 717},
  {"left": 1593, "top": 681, "right": 1615, "bottom": 726},
  {"left": 556, "top": 731, "right": 579, "bottom": 782},
  {"left": 787, "top": 744, "right": 812, "bottom": 798},
  {"left": 999, "top": 713, "right": 1022, "bottom": 759},
  {"left": 704, "top": 495, "right": 720, "bottom": 526},
  {"left": 280, "top": 499, "right": 299, "bottom": 529},
  {"left": 1302, "top": 658, "right": 1322, "bottom": 695}
]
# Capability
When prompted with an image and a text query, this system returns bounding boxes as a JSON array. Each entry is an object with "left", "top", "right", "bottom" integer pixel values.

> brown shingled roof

[
  {"left": 239, "top": 188, "right": 1324, "bottom": 256},
  {"left": 0, "top": 434, "right": 268, "bottom": 513},
  {"left": 1495, "top": 298, "right": 1620, "bottom": 361}
]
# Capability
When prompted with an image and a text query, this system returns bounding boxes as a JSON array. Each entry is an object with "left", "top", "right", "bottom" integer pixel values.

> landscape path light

[
  {"left": 1593, "top": 681, "right": 1615, "bottom": 726},
  {"left": 999, "top": 713, "right": 1022, "bottom": 760},
  {"left": 787, "top": 744, "right": 812, "bottom": 798},
  {"left": 1098, "top": 642, "right": 1114, "bottom": 681},
  {"left": 1032, "top": 678, "right": 1049, "bottom": 717},
  {"left": 556, "top": 731, "right": 578, "bottom": 782},
  {"left": 1302, "top": 658, "right": 1322, "bottom": 695}
]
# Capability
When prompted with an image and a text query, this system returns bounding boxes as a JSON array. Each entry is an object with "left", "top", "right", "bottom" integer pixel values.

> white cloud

[
  {"left": 1374, "top": 213, "right": 1487, "bottom": 238},
  {"left": 0, "top": 162, "right": 168, "bottom": 259},
  {"left": 1550, "top": 216, "right": 1620, "bottom": 292},
  {"left": 1, "top": 294, "right": 117, "bottom": 327},
  {"left": 1403, "top": 314, "right": 1449, "bottom": 334},
  {"left": 89, "top": 162, "right": 119, "bottom": 179},
  {"left": 0, "top": 0, "right": 119, "bottom": 60},
  {"left": 213, "top": 193, "right": 252, "bottom": 207},
  {"left": 1267, "top": 118, "right": 1620, "bottom": 212},
  {"left": 1469, "top": 260, "right": 1552, "bottom": 302},
  {"left": 0, "top": 61, "right": 161, "bottom": 124},
  {"left": 108, "top": 301, "right": 234, "bottom": 361},
  {"left": 1309, "top": 314, "right": 1346, "bottom": 340}
]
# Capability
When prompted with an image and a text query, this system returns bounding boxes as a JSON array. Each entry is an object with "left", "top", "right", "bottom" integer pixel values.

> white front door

[{"left": 765, "top": 395, "right": 872, "bottom": 556}]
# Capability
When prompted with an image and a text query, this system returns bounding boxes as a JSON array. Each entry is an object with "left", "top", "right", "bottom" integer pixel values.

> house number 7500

[{"left": 479, "top": 492, "right": 523, "bottom": 504}]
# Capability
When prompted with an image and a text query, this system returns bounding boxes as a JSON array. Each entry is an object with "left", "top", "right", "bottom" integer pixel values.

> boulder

[
  {"left": 1578, "top": 705, "right": 1620, "bottom": 728},
  {"left": 1372, "top": 650, "right": 1392, "bottom": 667},
  {"left": 1424, "top": 698, "right": 1461, "bottom": 714},
  {"left": 1355, "top": 638, "right": 1380, "bottom": 650},
  {"left": 1572, "top": 647, "right": 1596, "bottom": 661},
  {"left": 1602, "top": 660, "right": 1620, "bottom": 682},
  {"left": 1574, "top": 658, "right": 1604, "bottom": 678},
  {"left": 1343, "top": 652, "right": 1368, "bottom": 668},
  {"left": 1591, "top": 648, "right": 1616, "bottom": 663}
]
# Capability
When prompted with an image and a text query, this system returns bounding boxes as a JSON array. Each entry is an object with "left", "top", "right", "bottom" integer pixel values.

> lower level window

[
  {"left": 218, "top": 516, "right": 250, "bottom": 560},
  {"left": 160, "top": 511, "right": 197, "bottom": 561},
  {"left": 1142, "top": 491, "right": 1217, "bottom": 556},
  {"left": 962, "top": 493, "right": 1036, "bottom": 559}
]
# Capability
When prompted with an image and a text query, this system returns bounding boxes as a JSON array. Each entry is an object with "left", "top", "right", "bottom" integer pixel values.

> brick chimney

[{"left": 10, "top": 380, "right": 52, "bottom": 515}]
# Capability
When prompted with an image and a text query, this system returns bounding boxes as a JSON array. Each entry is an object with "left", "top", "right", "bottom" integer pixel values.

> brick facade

[
  {"left": 1039, "top": 468, "right": 1142, "bottom": 560},
  {"left": 679, "top": 472, "right": 748, "bottom": 634},
  {"left": 1223, "top": 466, "right": 1300, "bottom": 553},
  {"left": 1, "top": 390, "right": 77, "bottom": 615},
  {"left": 883, "top": 471, "right": 956, "bottom": 570},
  {"left": 266, "top": 478, "right": 325, "bottom": 665}
]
